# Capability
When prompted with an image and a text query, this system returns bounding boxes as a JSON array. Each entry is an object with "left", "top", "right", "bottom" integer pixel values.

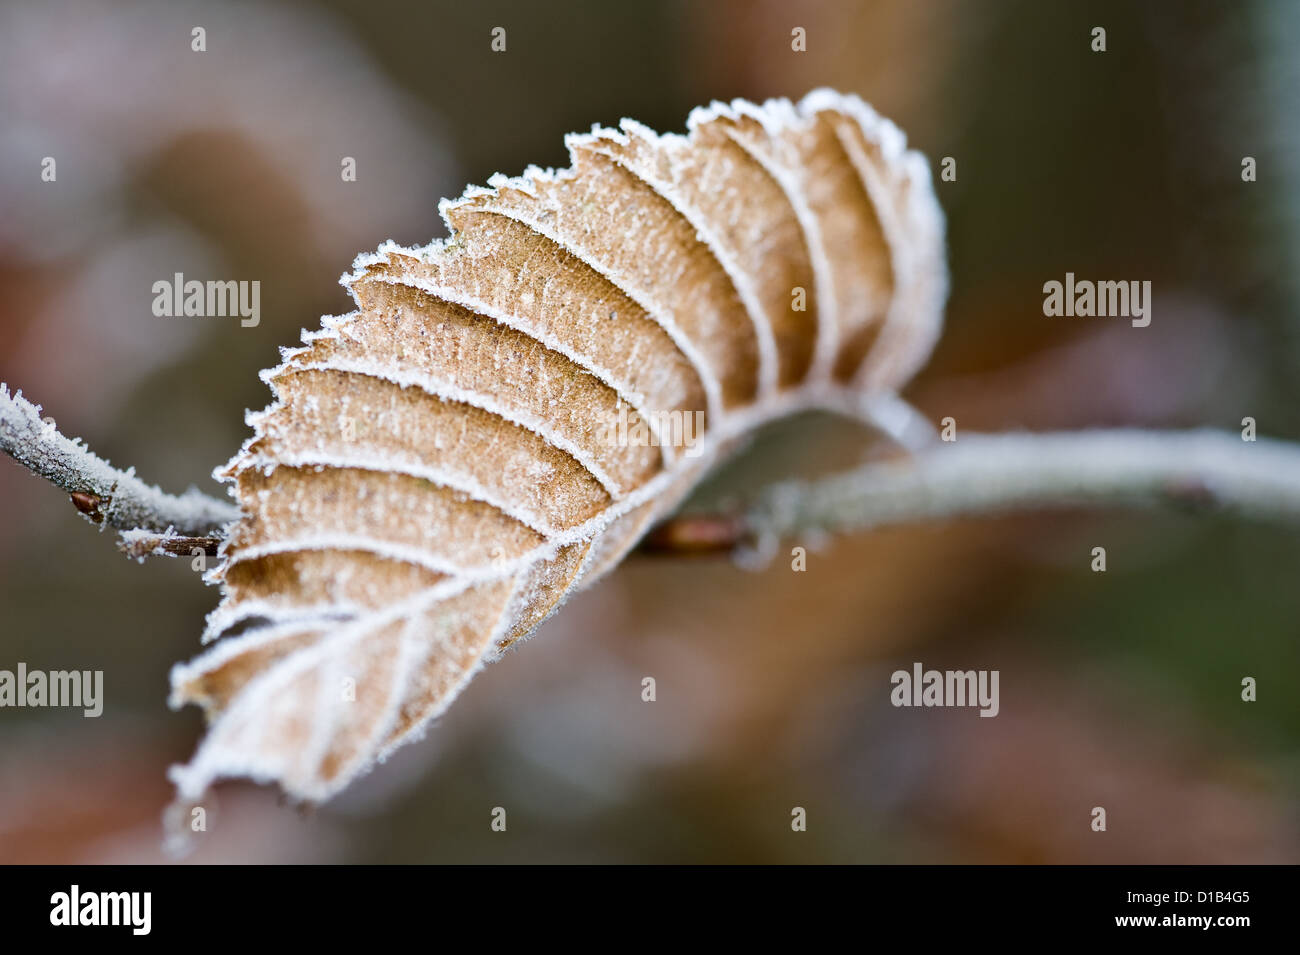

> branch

[
  {"left": 118, "top": 530, "right": 223, "bottom": 560},
  {"left": 640, "top": 428, "right": 1300, "bottom": 555},
  {"left": 7, "top": 377, "right": 1295, "bottom": 566},
  {"left": 0, "top": 384, "right": 238, "bottom": 538}
]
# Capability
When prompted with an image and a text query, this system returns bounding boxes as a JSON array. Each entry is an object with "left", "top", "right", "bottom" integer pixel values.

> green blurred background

[{"left": 1, "top": 0, "right": 1297, "bottom": 862}]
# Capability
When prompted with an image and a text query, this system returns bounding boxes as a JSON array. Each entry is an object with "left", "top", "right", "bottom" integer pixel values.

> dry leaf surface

[{"left": 168, "top": 90, "right": 947, "bottom": 803}]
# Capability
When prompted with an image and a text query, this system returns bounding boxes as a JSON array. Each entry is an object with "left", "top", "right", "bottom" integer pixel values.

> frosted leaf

[{"left": 168, "top": 89, "right": 947, "bottom": 804}]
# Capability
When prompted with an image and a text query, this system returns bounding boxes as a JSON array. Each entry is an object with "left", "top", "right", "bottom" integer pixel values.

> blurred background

[{"left": 1, "top": 0, "right": 1298, "bottom": 863}]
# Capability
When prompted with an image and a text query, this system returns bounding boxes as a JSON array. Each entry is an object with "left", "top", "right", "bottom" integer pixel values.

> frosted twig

[
  {"left": 8, "top": 377, "right": 1296, "bottom": 562},
  {"left": 641, "top": 429, "right": 1300, "bottom": 554},
  {"left": 0, "top": 384, "right": 238, "bottom": 537},
  {"left": 118, "top": 529, "right": 222, "bottom": 561}
]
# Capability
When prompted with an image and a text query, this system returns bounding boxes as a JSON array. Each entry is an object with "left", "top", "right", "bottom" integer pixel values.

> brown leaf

[{"left": 167, "top": 90, "right": 948, "bottom": 804}]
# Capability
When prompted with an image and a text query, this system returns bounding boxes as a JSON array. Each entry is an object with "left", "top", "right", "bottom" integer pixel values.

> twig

[
  {"left": 640, "top": 513, "right": 749, "bottom": 554},
  {"left": 0, "top": 383, "right": 238, "bottom": 537},
  {"left": 640, "top": 429, "right": 1300, "bottom": 555},
  {"left": 7, "top": 379, "right": 1296, "bottom": 564},
  {"left": 117, "top": 530, "right": 223, "bottom": 561}
]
